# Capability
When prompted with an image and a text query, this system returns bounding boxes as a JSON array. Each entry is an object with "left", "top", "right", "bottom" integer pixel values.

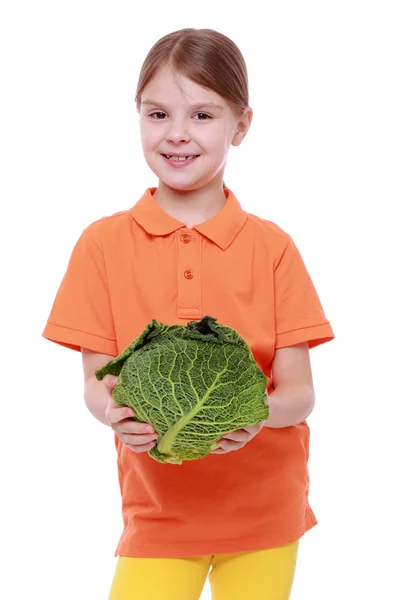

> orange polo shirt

[{"left": 43, "top": 187, "right": 334, "bottom": 558}]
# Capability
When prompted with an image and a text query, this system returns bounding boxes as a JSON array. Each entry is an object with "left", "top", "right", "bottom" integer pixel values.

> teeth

[{"left": 165, "top": 155, "right": 197, "bottom": 161}]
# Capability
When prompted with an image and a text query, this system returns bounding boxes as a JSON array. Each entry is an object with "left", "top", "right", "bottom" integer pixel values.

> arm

[
  {"left": 81, "top": 348, "right": 159, "bottom": 452},
  {"left": 212, "top": 341, "right": 315, "bottom": 454},
  {"left": 82, "top": 347, "right": 118, "bottom": 426},
  {"left": 264, "top": 342, "right": 315, "bottom": 428}
]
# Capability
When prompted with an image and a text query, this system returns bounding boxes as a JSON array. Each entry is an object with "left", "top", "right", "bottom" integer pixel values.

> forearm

[
  {"left": 264, "top": 382, "right": 315, "bottom": 428},
  {"left": 84, "top": 376, "right": 111, "bottom": 426}
]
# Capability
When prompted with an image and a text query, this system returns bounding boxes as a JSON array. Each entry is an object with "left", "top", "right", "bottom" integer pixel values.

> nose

[{"left": 165, "top": 119, "right": 191, "bottom": 144}]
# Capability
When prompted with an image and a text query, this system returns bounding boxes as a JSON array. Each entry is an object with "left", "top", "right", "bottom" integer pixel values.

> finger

[
  {"left": 211, "top": 443, "right": 228, "bottom": 454},
  {"left": 125, "top": 440, "right": 158, "bottom": 453},
  {"left": 115, "top": 421, "right": 155, "bottom": 435},
  {"left": 106, "top": 401, "right": 135, "bottom": 424},
  {"left": 103, "top": 374, "right": 118, "bottom": 393},
  {"left": 211, "top": 439, "right": 244, "bottom": 454},
  {"left": 122, "top": 432, "right": 158, "bottom": 446},
  {"left": 221, "top": 430, "right": 250, "bottom": 443},
  {"left": 242, "top": 422, "right": 264, "bottom": 434},
  {"left": 211, "top": 444, "right": 233, "bottom": 454}
]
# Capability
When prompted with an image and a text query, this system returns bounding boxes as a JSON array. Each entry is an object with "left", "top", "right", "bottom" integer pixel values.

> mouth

[
  {"left": 161, "top": 154, "right": 200, "bottom": 168},
  {"left": 162, "top": 154, "right": 200, "bottom": 161}
]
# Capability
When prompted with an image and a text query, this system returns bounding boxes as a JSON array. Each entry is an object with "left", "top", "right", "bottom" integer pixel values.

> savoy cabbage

[{"left": 95, "top": 316, "right": 269, "bottom": 464}]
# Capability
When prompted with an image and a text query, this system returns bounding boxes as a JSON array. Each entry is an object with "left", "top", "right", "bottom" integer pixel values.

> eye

[
  {"left": 149, "top": 111, "right": 167, "bottom": 120},
  {"left": 194, "top": 113, "right": 212, "bottom": 120}
]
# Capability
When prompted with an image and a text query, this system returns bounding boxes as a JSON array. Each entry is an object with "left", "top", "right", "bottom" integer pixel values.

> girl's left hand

[{"left": 210, "top": 421, "right": 266, "bottom": 455}]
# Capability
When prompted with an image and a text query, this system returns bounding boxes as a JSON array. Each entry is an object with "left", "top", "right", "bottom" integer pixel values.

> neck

[{"left": 153, "top": 180, "right": 227, "bottom": 228}]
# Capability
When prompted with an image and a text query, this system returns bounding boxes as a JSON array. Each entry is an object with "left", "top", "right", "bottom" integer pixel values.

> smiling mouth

[{"left": 162, "top": 154, "right": 200, "bottom": 161}]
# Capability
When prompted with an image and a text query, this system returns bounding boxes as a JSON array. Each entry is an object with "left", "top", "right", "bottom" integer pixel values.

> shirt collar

[{"left": 130, "top": 187, "right": 248, "bottom": 251}]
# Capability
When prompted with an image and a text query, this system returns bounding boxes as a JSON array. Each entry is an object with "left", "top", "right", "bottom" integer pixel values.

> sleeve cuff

[
  {"left": 275, "top": 322, "right": 335, "bottom": 350},
  {"left": 42, "top": 321, "right": 118, "bottom": 355}
]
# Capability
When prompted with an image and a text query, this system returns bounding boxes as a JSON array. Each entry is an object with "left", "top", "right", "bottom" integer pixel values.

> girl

[{"left": 43, "top": 28, "right": 334, "bottom": 600}]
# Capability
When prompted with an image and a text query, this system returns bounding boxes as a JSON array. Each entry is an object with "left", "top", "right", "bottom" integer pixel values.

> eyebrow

[{"left": 141, "top": 100, "right": 224, "bottom": 111}]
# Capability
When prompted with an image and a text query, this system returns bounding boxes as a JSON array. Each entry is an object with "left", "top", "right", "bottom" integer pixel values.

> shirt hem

[
  {"left": 276, "top": 322, "right": 334, "bottom": 350},
  {"left": 114, "top": 517, "right": 317, "bottom": 558},
  {"left": 42, "top": 322, "right": 117, "bottom": 355}
]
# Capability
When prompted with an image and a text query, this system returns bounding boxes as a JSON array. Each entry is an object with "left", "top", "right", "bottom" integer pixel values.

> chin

[
  {"left": 159, "top": 176, "right": 203, "bottom": 191},
  {"left": 169, "top": 181, "right": 199, "bottom": 191}
]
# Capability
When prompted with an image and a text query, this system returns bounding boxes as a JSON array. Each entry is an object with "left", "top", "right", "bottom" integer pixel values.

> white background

[{"left": 1, "top": 1, "right": 399, "bottom": 598}]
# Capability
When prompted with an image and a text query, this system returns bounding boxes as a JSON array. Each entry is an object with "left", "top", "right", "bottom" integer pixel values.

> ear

[{"left": 232, "top": 106, "right": 253, "bottom": 146}]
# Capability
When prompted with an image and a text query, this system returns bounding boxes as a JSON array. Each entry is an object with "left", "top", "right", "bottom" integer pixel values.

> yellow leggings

[{"left": 109, "top": 540, "right": 299, "bottom": 600}]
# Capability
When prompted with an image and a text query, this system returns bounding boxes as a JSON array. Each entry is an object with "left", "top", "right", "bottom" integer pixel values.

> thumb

[{"left": 103, "top": 374, "right": 118, "bottom": 393}]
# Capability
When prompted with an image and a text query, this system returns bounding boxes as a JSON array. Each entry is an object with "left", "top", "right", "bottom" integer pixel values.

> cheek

[
  {"left": 141, "top": 135, "right": 159, "bottom": 155},
  {"left": 140, "top": 122, "right": 162, "bottom": 152},
  {"left": 207, "top": 138, "right": 232, "bottom": 166},
  {"left": 207, "top": 129, "right": 234, "bottom": 157},
  {"left": 141, "top": 138, "right": 152, "bottom": 154}
]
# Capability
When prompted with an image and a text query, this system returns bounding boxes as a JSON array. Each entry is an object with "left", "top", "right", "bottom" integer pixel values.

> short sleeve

[
  {"left": 274, "top": 236, "right": 334, "bottom": 349},
  {"left": 42, "top": 228, "right": 117, "bottom": 355}
]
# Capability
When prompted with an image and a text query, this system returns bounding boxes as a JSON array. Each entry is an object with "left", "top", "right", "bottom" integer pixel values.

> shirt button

[
  {"left": 184, "top": 269, "right": 194, "bottom": 279},
  {"left": 181, "top": 234, "right": 191, "bottom": 244}
]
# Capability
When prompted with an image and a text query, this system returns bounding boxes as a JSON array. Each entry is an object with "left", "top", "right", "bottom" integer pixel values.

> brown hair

[{"left": 135, "top": 28, "right": 249, "bottom": 115}]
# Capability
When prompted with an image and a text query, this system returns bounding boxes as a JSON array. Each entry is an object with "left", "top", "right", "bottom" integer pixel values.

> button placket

[{"left": 177, "top": 230, "right": 201, "bottom": 319}]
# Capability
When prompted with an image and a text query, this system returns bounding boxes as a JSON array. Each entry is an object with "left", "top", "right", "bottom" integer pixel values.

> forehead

[{"left": 141, "top": 67, "right": 228, "bottom": 108}]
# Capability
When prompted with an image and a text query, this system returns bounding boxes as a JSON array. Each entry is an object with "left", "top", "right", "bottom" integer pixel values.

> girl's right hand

[{"left": 103, "top": 375, "right": 159, "bottom": 453}]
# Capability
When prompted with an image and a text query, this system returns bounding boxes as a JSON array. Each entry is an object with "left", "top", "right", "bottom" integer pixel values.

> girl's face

[{"left": 139, "top": 67, "right": 252, "bottom": 192}]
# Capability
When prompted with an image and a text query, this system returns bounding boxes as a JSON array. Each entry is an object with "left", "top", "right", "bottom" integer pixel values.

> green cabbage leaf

[{"left": 95, "top": 316, "right": 269, "bottom": 464}]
